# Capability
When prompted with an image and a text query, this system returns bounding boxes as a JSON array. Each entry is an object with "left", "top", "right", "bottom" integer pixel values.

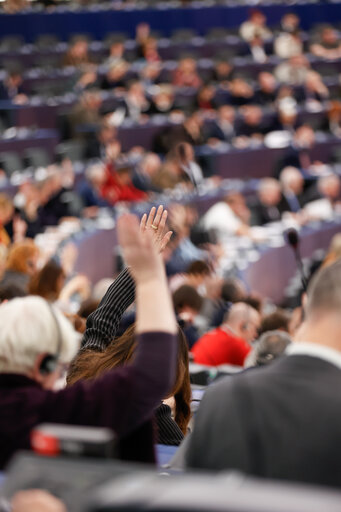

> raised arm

[
  {"left": 50, "top": 212, "right": 177, "bottom": 437},
  {"left": 81, "top": 205, "right": 172, "bottom": 351},
  {"left": 81, "top": 267, "right": 135, "bottom": 351}
]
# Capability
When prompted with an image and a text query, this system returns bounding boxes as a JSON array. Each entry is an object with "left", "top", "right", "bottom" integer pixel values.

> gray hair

[
  {"left": 0, "top": 296, "right": 80, "bottom": 373},
  {"left": 244, "top": 330, "right": 292, "bottom": 368}
]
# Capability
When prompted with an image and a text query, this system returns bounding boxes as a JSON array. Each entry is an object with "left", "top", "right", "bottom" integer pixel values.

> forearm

[
  {"left": 81, "top": 267, "right": 135, "bottom": 351},
  {"left": 135, "top": 273, "right": 177, "bottom": 335},
  {"left": 125, "top": 331, "right": 177, "bottom": 434}
]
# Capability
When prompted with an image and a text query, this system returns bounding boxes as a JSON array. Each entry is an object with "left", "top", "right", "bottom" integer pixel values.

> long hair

[
  {"left": 67, "top": 324, "right": 191, "bottom": 434},
  {"left": 28, "top": 259, "right": 65, "bottom": 301}
]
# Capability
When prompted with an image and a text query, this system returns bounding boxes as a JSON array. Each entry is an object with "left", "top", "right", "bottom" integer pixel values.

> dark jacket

[
  {"left": 249, "top": 196, "right": 291, "bottom": 226},
  {"left": 186, "top": 354, "right": 341, "bottom": 488}
]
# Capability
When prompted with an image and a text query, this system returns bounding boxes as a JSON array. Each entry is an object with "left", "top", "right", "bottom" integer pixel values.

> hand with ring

[{"left": 140, "top": 205, "right": 173, "bottom": 253}]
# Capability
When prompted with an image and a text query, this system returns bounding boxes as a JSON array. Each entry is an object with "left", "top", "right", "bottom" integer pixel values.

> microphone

[{"left": 286, "top": 228, "right": 308, "bottom": 291}]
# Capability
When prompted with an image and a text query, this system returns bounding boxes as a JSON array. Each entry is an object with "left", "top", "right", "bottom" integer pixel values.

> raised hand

[
  {"left": 118, "top": 213, "right": 164, "bottom": 284},
  {"left": 140, "top": 205, "right": 173, "bottom": 253}
]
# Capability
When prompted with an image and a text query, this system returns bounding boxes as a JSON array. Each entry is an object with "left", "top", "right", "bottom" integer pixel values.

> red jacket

[
  {"left": 191, "top": 327, "right": 251, "bottom": 367},
  {"left": 101, "top": 163, "right": 147, "bottom": 205}
]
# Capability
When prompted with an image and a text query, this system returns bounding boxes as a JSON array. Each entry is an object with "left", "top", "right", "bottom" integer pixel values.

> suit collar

[{"left": 286, "top": 342, "right": 341, "bottom": 371}]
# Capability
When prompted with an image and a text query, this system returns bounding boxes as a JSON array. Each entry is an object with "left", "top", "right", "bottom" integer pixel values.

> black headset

[{"left": 39, "top": 302, "right": 63, "bottom": 375}]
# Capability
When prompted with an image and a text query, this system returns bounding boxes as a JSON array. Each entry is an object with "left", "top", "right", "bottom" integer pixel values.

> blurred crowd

[{"left": 0, "top": 6, "right": 340, "bottom": 509}]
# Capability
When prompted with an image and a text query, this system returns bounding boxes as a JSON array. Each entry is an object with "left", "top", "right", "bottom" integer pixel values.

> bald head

[
  {"left": 224, "top": 302, "right": 260, "bottom": 343},
  {"left": 306, "top": 260, "right": 341, "bottom": 318}
]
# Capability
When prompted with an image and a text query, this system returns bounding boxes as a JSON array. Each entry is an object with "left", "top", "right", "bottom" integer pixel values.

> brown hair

[
  {"left": 67, "top": 325, "right": 191, "bottom": 434},
  {"left": 173, "top": 285, "right": 203, "bottom": 314},
  {"left": 28, "top": 259, "right": 65, "bottom": 301},
  {"left": 6, "top": 239, "right": 39, "bottom": 274}
]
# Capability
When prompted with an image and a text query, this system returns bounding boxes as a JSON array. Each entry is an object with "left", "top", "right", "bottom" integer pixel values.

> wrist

[{"left": 134, "top": 270, "right": 166, "bottom": 286}]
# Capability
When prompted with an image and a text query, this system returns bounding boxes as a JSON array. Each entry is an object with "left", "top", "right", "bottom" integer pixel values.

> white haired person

[{"left": 0, "top": 211, "right": 177, "bottom": 468}]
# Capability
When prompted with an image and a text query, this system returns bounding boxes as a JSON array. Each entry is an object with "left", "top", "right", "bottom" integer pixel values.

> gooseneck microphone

[{"left": 286, "top": 228, "right": 308, "bottom": 292}]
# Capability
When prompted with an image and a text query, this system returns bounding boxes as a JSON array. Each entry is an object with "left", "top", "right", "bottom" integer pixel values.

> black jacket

[{"left": 186, "top": 354, "right": 341, "bottom": 488}]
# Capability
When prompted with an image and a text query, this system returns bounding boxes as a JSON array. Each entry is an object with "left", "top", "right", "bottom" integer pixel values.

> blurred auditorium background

[{"left": 0, "top": 0, "right": 340, "bottom": 510}]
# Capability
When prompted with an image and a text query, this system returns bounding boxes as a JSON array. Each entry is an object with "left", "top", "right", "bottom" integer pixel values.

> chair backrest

[{"left": 0, "top": 152, "right": 24, "bottom": 176}]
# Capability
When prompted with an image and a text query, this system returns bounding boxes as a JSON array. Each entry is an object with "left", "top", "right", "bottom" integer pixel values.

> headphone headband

[{"left": 39, "top": 302, "right": 63, "bottom": 375}]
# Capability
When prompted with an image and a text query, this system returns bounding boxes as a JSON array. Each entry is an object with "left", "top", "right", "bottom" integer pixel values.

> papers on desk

[{"left": 304, "top": 199, "right": 334, "bottom": 221}]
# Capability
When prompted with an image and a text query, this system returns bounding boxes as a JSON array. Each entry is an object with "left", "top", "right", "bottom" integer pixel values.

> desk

[{"left": 0, "top": 129, "right": 58, "bottom": 159}]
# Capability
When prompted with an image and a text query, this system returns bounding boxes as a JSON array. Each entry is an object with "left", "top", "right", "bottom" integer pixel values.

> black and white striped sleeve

[{"left": 81, "top": 267, "right": 135, "bottom": 352}]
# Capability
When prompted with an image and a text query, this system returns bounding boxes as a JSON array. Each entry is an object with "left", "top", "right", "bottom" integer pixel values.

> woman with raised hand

[
  {"left": 0, "top": 210, "right": 177, "bottom": 469},
  {"left": 69, "top": 205, "right": 191, "bottom": 449}
]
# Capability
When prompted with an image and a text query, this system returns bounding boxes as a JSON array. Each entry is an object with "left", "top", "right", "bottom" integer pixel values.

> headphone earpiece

[{"left": 39, "top": 354, "right": 58, "bottom": 376}]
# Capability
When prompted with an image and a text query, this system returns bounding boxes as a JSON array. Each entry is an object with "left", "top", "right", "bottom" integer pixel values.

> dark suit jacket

[
  {"left": 249, "top": 196, "right": 290, "bottom": 226},
  {"left": 204, "top": 121, "right": 235, "bottom": 143},
  {"left": 186, "top": 354, "right": 341, "bottom": 488}
]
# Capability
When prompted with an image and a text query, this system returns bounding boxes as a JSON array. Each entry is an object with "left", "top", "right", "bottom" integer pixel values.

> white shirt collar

[{"left": 286, "top": 342, "right": 341, "bottom": 370}]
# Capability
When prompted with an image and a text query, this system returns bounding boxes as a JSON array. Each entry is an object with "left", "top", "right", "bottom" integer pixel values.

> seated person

[
  {"left": 0, "top": 210, "right": 178, "bottom": 468},
  {"left": 248, "top": 34, "right": 268, "bottom": 63},
  {"left": 255, "top": 72, "right": 277, "bottom": 106},
  {"left": 212, "top": 60, "right": 234, "bottom": 85},
  {"left": 0, "top": 69, "right": 27, "bottom": 103},
  {"left": 78, "top": 164, "right": 110, "bottom": 210},
  {"left": 172, "top": 142, "right": 204, "bottom": 188},
  {"left": 135, "top": 22, "right": 152, "bottom": 59},
  {"left": 278, "top": 12, "right": 301, "bottom": 34},
  {"left": 203, "top": 192, "right": 251, "bottom": 240},
  {"left": 0, "top": 239, "right": 39, "bottom": 294},
  {"left": 141, "top": 37, "right": 161, "bottom": 63},
  {"left": 303, "top": 174, "right": 341, "bottom": 221},
  {"left": 310, "top": 25, "right": 341, "bottom": 60},
  {"left": 153, "top": 111, "right": 205, "bottom": 154},
  {"left": 279, "top": 166, "right": 306, "bottom": 212},
  {"left": 296, "top": 71, "right": 329, "bottom": 106},
  {"left": 274, "top": 29, "right": 303, "bottom": 59},
  {"left": 132, "top": 153, "right": 162, "bottom": 193},
  {"left": 101, "top": 163, "right": 147, "bottom": 205},
  {"left": 172, "top": 284, "right": 203, "bottom": 349},
  {"left": 63, "top": 38, "right": 94, "bottom": 68},
  {"left": 172, "top": 57, "right": 202, "bottom": 88},
  {"left": 249, "top": 178, "right": 290, "bottom": 226},
  {"left": 270, "top": 98, "right": 299, "bottom": 134},
  {"left": 195, "top": 84, "right": 218, "bottom": 111},
  {"left": 191, "top": 302, "right": 260, "bottom": 366},
  {"left": 101, "top": 60, "right": 131, "bottom": 90},
  {"left": 259, "top": 310, "right": 290, "bottom": 335},
  {"left": 205, "top": 105, "right": 236, "bottom": 144},
  {"left": 244, "top": 330, "right": 292, "bottom": 368},
  {"left": 240, "top": 9, "right": 272, "bottom": 42},
  {"left": 274, "top": 124, "right": 315, "bottom": 178},
  {"left": 73, "top": 66, "right": 101, "bottom": 97},
  {"left": 236, "top": 105, "right": 268, "bottom": 139},
  {"left": 229, "top": 76, "right": 255, "bottom": 106},
  {"left": 104, "top": 41, "right": 125, "bottom": 68},
  {"left": 149, "top": 85, "right": 175, "bottom": 115},
  {"left": 121, "top": 80, "right": 155, "bottom": 122},
  {"left": 275, "top": 55, "right": 310, "bottom": 85}
]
